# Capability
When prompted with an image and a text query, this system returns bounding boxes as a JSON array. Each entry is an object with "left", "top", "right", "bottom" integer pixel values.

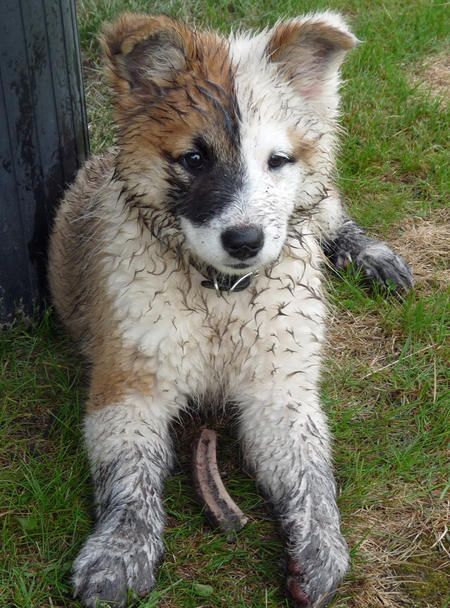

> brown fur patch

[
  {"left": 48, "top": 152, "right": 117, "bottom": 348},
  {"left": 101, "top": 14, "right": 239, "bottom": 170},
  {"left": 87, "top": 350, "right": 155, "bottom": 412},
  {"left": 288, "top": 126, "right": 320, "bottom": 165},
  {"left": 48, "top": 152, "right": 155, "bottom": 414}
]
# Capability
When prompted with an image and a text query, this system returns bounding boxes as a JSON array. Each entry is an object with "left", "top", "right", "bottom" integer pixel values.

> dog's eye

[
  {"left": 268, "top": 153, "right": 293, "bottom": 170},
  {"left": 180, "top": 151, "right": 205, "bottom": 172}
]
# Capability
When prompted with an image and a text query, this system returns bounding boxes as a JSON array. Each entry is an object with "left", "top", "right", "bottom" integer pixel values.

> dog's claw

[
  {"left": 287, "top": 559, "right": 311, "bottom": 607},
  {"left": 284, "top": 532, "right": 348, "bottom": 608}
]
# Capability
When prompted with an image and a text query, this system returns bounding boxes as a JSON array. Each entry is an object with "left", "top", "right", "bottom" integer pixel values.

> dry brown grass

[
  {"left": 327, "top": 307, "right": 400, "bottom": 370},
  {"left": 395, "top": 210, "right": 450, "bottom": 291},
  {"left": 338, "top": 489, "right": 449, "bottom": 608},
  {"left": 410, "top": 49, "right": 450, "bottom": 104}
]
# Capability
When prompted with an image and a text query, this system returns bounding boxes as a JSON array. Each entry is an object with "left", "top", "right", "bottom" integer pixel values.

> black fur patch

[{"left": 166, "top": 139, "right": 245, "bottom": 225}]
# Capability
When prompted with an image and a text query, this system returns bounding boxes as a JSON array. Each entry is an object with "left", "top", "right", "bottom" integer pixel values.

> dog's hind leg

[
  {"left": 72, "top": 377, "right": 178, "bottom": 608},
  {"left": 314, "top": 190, "right": 413, "bottom": 291},
  {"left": 238, "top": 393, "right": 348, "bottom": 607}
]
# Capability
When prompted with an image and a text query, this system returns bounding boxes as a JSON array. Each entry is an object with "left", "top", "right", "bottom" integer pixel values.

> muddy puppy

[{"left": 49, "top": 12, "right": 412, "bottom": 607}]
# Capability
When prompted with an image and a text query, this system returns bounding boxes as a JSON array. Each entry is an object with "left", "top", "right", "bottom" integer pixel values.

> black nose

[{"left": 221, "top": 225, "right": 264, "bottom": 260}]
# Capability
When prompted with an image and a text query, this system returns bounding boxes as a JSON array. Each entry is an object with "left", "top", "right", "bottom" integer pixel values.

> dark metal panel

[
  {"left": 0, "top": 0, "right": 89, "bottom": 323},
  {"left": 0, "top": 58, "right": 33, "bottom": 318},
  {"left": 0, "top": 0, "right": 42, "bottom": 319}
]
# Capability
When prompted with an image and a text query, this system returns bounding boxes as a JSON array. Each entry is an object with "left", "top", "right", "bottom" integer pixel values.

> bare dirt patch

[{"left": 410, "top": 49, "right": 450, "bottom": 103}]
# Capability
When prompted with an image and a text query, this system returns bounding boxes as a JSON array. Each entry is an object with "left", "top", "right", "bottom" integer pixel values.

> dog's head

[{"left": 102, "top": 13, "right": 357, "bottom": 274}]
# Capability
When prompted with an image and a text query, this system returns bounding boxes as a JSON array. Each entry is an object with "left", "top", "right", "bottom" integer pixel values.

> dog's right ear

[{"left": 101, "top": 13, "right": 191, "bottom": 99}]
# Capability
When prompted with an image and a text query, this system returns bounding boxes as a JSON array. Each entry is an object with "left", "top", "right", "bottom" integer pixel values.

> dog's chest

[{"left": 108, "top": 247, "right": 326, "bottom": 398}]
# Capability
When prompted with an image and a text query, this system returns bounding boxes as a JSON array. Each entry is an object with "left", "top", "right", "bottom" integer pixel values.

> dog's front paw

[
  {"left": 326, "top": 220, "right": 413, "bottom": 292},
  {"left": 73, "top": 525, "right": 163, "bottom": 607},
  {"left": 354, "top": 241, "right": 413, "bottom": 291},
  {"left": 285, "top": 532, "right": 349, "bottom": 607},
  {"left": 73, "top": 544, "right": 127, "bottom": 608}
]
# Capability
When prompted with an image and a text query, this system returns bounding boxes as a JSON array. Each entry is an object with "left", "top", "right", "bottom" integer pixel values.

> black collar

[{"left": 201, "top": 269, "right": 255, "bottom": 293}]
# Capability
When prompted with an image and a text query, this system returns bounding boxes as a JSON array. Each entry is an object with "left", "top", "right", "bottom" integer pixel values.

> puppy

[{"left": 48, "top": 12, "right": 412, "bottom": 607}]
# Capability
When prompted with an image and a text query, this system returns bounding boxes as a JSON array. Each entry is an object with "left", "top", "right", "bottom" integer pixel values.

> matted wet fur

[{"left": 48, "top": 12, "right": 412, "bottom": 608}]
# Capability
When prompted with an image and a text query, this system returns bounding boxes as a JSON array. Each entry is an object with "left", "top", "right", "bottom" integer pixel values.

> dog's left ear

[{"left": 266, "top": 12, "right": 358, "bottom": 104}]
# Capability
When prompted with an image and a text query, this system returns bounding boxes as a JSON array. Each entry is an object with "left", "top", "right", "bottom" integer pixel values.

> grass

[{"left": 1, "top": 0, "right": 449, "bottom": 606}]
